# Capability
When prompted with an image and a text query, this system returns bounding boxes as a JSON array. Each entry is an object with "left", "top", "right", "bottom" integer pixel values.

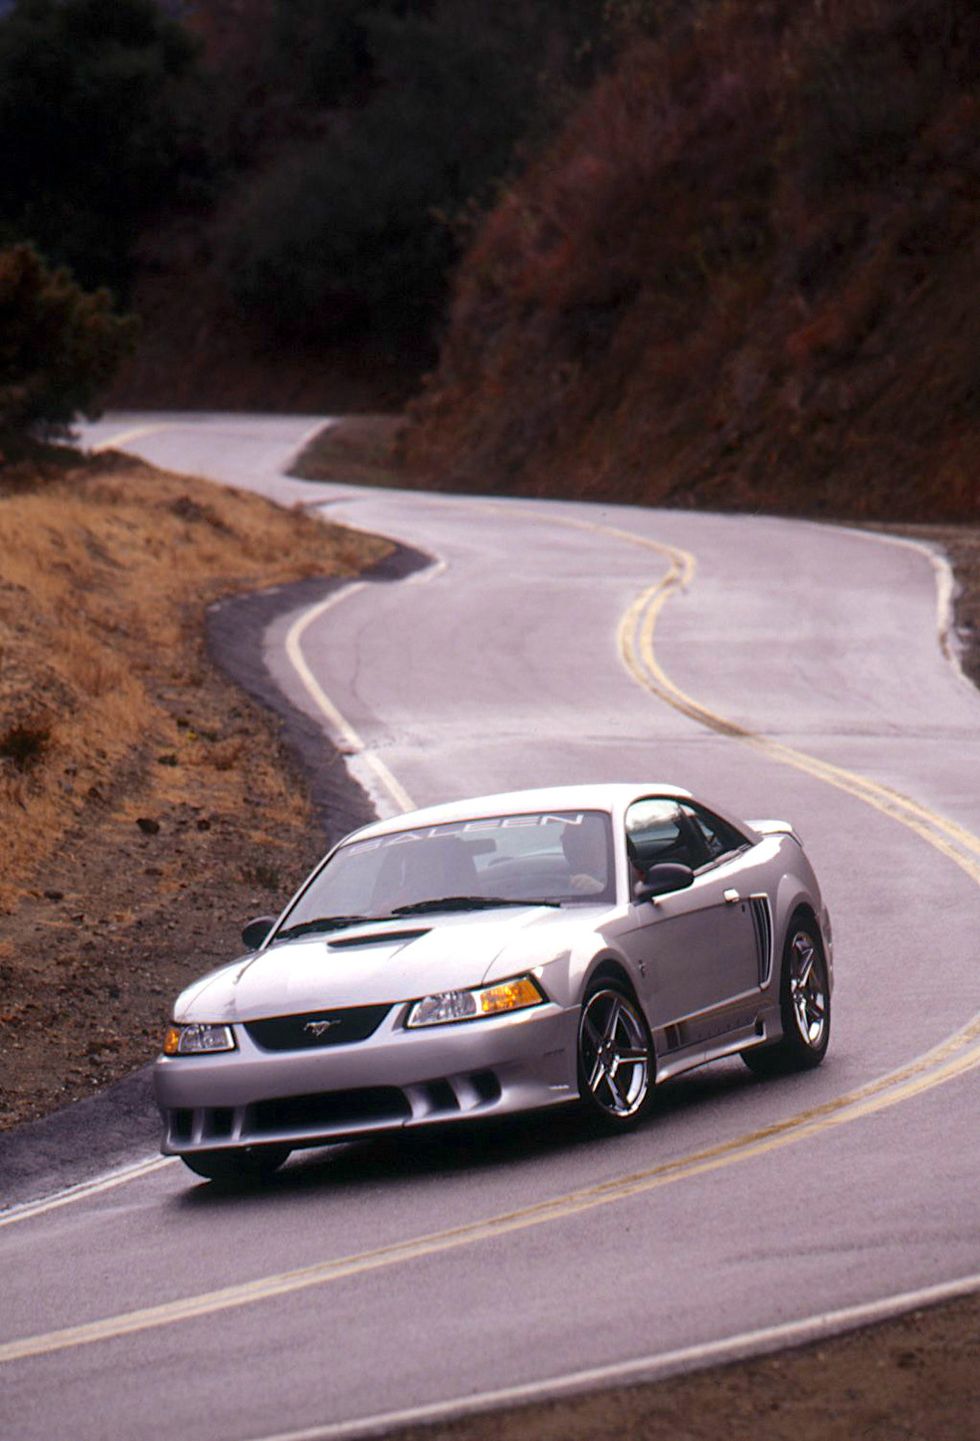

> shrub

[
  {"left": 0, "top": 243, "right": 138, "bottom": 451},
  {"left": 0, "top": 717, "right": 51, "bottom": 772}
]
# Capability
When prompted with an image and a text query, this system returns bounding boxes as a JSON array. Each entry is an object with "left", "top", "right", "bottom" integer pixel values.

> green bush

[{"left": 0, "top": 244, "right": 138, "bottom": 451}]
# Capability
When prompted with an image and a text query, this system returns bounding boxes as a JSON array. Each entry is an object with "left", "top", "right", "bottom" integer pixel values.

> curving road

[{"left": 1, "top": 413, "right": 978, "bottom": 1441}]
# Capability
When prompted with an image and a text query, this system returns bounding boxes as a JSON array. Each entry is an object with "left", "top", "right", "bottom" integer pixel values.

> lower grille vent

[{"left": 248, "top": 1087, "right": 410, "bottom": 1135}]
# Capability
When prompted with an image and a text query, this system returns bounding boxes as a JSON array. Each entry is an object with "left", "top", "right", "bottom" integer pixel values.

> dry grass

[
  {"left": 0, "top": 449, "right": 391, "bottom": 1126},
  {"left": 0, "top": 454, "right": 389, "bottom": 914}
]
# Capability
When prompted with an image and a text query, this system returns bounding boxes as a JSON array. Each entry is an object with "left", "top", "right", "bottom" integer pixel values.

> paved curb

[{"left": 0, "top": 1067, "right": 159, "bottom": 1210}]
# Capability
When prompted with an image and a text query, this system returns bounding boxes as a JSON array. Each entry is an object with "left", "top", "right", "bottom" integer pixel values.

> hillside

[
  {"left": 0, "top": 456, "right": 388, "bottom": 1127},
  {"left": 402, "top": 0, "right": 980, "bottom": 522}
]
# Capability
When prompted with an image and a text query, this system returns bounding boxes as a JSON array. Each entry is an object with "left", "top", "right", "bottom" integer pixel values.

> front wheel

[
  {"left": 577, "top": 983, "right": 654, "bottom": 1129},
  {"left": 180, "top": 1145, "right": 291, "bottom": 1184},
  {"left": 742, "top": 920, "right": 830, "bottom": 1076}
]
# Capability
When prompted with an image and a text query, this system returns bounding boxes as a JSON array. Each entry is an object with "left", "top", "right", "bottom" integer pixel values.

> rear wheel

[
  {"left": 577, "top": 982, "right": 653, "bottom": 1129},
  {"left": 742, "top": 920, "right": 830, "bottom": 1076},
  {"left": 180, "top": 1145, "right": 291, "bottom": 1184}
]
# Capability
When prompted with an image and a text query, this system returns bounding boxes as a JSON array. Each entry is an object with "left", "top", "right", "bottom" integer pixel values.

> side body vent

[{"left": 749, "top": 896, "right": 773, "bottom": 987}]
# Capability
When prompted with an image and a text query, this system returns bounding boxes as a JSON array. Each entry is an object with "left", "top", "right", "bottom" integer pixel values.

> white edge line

[
  {"left": 0, "top": 1156, "right": 175, "bottom": 1229},
  {"left": 283, "top": 589, "right": 415, "bottom": 815},
  {"left": 283, "top": 587, "right": 369, "bottom": 755},
  {"left": 831, "top": 522, "right": 971, "bottom": 688},
  {"left": 250, "top": 1271, "right": 980, "bottom": 1441},
  {"left": 407, "top": 557, "right": 449, "bottom": 585}
]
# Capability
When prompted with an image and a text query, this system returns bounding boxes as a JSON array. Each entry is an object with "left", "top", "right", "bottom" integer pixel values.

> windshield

[{"left": 276, "top": 809, "right": 616, "bottom": 935}]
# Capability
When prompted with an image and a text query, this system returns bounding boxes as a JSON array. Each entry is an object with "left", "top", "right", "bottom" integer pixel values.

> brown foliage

[
  {"left": 0, "top": 457, "right": 389, "bottom": 912},
  {"left": 404, "top": 0, "right": 980, "bottom": 521}
]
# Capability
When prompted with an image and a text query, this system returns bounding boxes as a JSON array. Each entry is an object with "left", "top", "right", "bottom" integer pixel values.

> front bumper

[{"left": 154, "top": 1002, "right": 578, "bottom": 1154}]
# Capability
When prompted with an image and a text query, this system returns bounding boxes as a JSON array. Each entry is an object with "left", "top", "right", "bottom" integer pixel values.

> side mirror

[
  {"left": 634, "top": 862, "right": 695, "bottom": 903},
  {"left": 241, "top": 915, "right": 276, "bottom": 950}
]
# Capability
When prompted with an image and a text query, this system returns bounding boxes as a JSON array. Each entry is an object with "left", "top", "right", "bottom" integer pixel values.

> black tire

[
  {"left": 742, "top": 918, "right": 830, "bottom": 1076},
  {"left": 180, "top": 1145, "right": 291, "bottom": 1184},
  {"left": 577, "top": 981, "right": 654, "bottom": 1130}
]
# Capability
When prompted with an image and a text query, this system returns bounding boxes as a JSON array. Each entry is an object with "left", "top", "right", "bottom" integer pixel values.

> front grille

[
  {"left": 245, "top": 1004, "right": 391, "bottom": 1051},
  {"left": 248, "top": 1087, "right": 410, "bottom": 1135}
]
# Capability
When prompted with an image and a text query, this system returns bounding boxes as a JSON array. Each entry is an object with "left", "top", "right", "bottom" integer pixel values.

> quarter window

[{"left": 686, "top": 806, "right": 747, "bottom": 860}]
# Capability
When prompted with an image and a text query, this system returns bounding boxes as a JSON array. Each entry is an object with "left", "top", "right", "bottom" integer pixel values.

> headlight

[
  {"left": 406, "top": 975, "right": 544, "bottom": 1029},
  {"left": 162, "top": 1022, "right": 236, "bottom": 1055}
]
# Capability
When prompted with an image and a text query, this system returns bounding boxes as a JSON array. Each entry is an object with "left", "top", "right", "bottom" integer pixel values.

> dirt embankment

[{"left": 0, "top": 454, "right": 389, "bottom": 1129}]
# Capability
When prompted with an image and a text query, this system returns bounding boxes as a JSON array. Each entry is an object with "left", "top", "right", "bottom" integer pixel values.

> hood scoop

[{"left": 327, "top": 927, "right": 430, "bottom": 949}]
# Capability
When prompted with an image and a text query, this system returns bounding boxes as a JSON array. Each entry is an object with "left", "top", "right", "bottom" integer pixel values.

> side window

[
  {"left": 625, "top": 799, "right": 747, "bottom": 873},
  {"left": 625, "top": 799, "right": 709, "bottom": 872}
]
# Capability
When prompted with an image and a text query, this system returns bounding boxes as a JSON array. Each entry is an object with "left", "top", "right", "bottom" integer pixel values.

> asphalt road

[{"left": 2, "top": 413, "right": 978, "bottom": 1441}]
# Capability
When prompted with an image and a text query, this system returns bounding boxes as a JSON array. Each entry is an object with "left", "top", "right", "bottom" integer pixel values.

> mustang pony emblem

[{"left": 304, "top": 1018, "right": 341, "bottom": 1038}]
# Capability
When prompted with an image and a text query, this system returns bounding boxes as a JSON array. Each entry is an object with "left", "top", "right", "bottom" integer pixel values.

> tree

[
  {"left": 221, "top": 1, "right": 609, "bottom": 345},
  {"left": 0, "top": 0, "right": 206, "bottom": 295},
  {"left": 0, "top": 243, "right": 137, "bottom": 453}
]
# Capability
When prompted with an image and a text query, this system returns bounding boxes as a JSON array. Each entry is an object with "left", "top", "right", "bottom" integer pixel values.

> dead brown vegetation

[
  {"left": 0, "top": 453, "right": 389, "bottom": 1126},
  {"left": 0, "top": 455, "right": 388, "bottom": 914},
  {"left": 403, "top": 0, "right": 980, "bottom": 522}
]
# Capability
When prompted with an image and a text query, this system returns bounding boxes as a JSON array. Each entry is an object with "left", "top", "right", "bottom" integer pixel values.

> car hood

[{"left": 174, "top": 906, "right": 591, "bottom": 1023}]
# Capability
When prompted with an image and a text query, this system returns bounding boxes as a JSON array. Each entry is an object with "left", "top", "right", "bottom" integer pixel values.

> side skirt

[{"left": 653, "top": 1007, "right": 781, "bottom": 1084}]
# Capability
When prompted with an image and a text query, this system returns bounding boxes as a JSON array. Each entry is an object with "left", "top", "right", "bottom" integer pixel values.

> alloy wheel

[
  {"left": 579, "top": 986, "right": 651, "bottom": 1120},
  {"left": 788, "top": 929, "right": 827, "bottom": 1051}
]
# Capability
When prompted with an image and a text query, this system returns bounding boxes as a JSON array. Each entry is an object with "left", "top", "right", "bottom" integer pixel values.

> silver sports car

[{"left": 155, "top": 784, "right": 833, "bottom": 1182}]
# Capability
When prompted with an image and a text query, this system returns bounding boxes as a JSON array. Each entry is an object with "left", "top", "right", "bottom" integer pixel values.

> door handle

[{"left": 723, "top": 889, "right": 740, "bottom": 904}]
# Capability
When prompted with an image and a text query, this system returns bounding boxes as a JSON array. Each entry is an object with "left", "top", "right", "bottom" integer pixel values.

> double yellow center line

[
  {"left": 615, "top": 531, "right": 980, "bottom": 885},
  {"left": 3, "top": 506, "right": 977, "bottom": 1367},
  {"left": 3, "top": 1010, "right": 978, "bottom": 1367}
]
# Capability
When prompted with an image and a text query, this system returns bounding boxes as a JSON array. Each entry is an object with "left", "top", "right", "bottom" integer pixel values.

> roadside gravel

[{"left": 386, "top": 1290, "right": 980, "bottom": 1441}]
